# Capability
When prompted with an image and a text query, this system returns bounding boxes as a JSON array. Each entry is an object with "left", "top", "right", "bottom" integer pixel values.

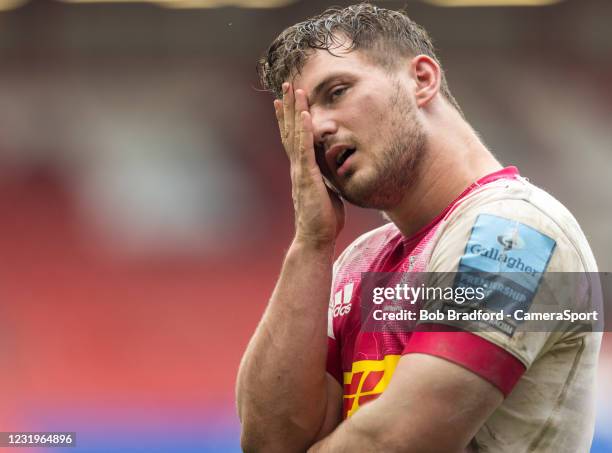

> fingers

[
  {"left": 294, "top": 88, "right": 317, "bottom": 174},
  {"left": 281, "top": 82, "right": 293, "bottom": 146},
  {"left": 273, "top": 84, "right": 343, "bottom": 242},
  {"left": 275, "top": 83, "right": 313, "bottom": 167},
  {"left": 298, "top": 110, "right": 316, "bottom": 169},
  {"left": 273, "top": 99, "right": 283, "bottom": 130},
  {"left": 293, "top": 88, "right": 309, "bottom": 139}
]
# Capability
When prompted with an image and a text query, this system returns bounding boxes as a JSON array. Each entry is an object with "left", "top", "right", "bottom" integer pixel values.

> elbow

[
  {"left": 240, "top": 418, "right": 313, "bottom": 453},
  {"left": 240, "top": 428, "right": 262, "bottom": 453},
  {"left": 237, "top": 405, "right": 262, "bottom": 452},
  {"left": 240, "top": 429, "right": 295, "bottom": 453},
  {"left": 239, "top": 419, "right": 285, "bottom": 453},
  {"left": 240, "top": 419, "right": 273, "bottom": 453}
]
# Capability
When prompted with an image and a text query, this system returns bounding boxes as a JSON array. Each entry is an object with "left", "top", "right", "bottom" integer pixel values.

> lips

[
  {"left": 336, "top": 147, "right": 355, "bottom": 167},
  {"left": 326, "top": 144, "right": 357, "bottom": 174}
]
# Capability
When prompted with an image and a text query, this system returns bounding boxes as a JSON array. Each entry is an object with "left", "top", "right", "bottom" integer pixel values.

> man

[{"left": 236, "top": 4, "right": 601, "bottom": 452}]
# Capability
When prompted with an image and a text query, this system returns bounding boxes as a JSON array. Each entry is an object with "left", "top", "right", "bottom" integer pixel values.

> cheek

[{"left": 347, "top": 94, "right": 387, "bottom": 130}]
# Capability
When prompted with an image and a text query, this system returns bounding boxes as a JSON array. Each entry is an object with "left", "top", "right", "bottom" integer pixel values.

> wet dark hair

[{"left": 257, "top": 2, "right": 461, "bottom": 113}]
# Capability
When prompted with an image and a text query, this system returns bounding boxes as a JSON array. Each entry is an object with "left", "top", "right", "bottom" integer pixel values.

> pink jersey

[
  {"left": 326, "top": 166, "right": 602, "bottom": 452},
  {"left": 327, "top": 167, "right": 524, "bottom": 418}
]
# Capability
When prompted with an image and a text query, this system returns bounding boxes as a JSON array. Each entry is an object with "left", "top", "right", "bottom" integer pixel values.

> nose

[{"left": 310, "top": 106, "right": 338, "bottom": 148}]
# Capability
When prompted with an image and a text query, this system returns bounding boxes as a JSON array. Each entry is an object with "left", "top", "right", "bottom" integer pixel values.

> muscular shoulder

[
  {"left": 423, "top": 176, "right": 600, "bottom": 366},
  {"left": 429, "top": 177, "right": 598, "bottom": 273}
]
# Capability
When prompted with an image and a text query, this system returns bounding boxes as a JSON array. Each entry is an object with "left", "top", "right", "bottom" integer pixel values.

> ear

[{"left": 410, "top": 55, "right": 441, "bottom": 108}]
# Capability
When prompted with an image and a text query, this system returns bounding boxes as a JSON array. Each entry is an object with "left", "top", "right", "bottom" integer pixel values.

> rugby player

[{"left": 236, "top": 3, "right": 602, "bottom": 452}]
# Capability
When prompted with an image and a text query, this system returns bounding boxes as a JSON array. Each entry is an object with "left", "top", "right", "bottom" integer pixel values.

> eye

[{"left": 329, "top": 86, "right": 348, "bottom": 102}]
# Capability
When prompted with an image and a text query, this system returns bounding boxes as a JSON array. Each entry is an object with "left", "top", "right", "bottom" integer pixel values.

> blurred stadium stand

[{"left": 0, "top": 0, "right": 610, "bottom": 451}]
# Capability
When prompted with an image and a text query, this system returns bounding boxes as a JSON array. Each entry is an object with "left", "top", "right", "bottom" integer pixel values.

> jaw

[{"left": 333, "top": 167, "right": 378, "bottom": 206}]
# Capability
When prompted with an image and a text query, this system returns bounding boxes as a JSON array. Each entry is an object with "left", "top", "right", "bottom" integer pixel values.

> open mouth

[{"left": 336, "top": 147, "right": 356, "bottom": 168}]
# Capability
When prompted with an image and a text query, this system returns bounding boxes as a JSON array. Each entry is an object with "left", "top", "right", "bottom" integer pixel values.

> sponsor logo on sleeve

[
  {"left": 454, "top": 214, "right": 556, "bottom": 335},
  {"left": 460, "top": 214, "right": 556, "bottom": 286}
]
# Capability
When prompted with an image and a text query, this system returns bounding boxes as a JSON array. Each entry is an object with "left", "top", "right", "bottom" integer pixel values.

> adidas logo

[{"left": 332, "top": 282, "right": 354, "bottom": 318}]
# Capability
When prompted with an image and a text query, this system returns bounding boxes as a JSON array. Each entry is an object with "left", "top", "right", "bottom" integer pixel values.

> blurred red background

[{"left": 0, "top": 1, "right": 610, "bottom": 452}]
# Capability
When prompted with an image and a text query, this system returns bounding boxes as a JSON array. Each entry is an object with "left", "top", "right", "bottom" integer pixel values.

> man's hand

[{"left": 274, "top": 83, "right": 345, "bottom": 248}]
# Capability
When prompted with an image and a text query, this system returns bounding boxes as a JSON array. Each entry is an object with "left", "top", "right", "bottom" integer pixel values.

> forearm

[
  {"left": 237, "top": 238, "right": 335, "bottom": 452},
  {"left": 308, "top": 401, "right": 394, "bottom": 453},
  {"left": 309, "top": 409, "right": 472, "bottom": 453},
  {"left": 307, "top": 415, "right": 424, "bottom": 453},
  {"left": 308, "top": 420, "right": 447, "bottom": 453},
  {"left": 308, "top": 419, "right": 376, "bottom": 453},
  {"left": 309, "top": 353, "right": 498, "bottom": 453}
]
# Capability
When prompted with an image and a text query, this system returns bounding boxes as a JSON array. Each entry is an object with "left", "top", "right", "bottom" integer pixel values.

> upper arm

[
  {"left": 349, "top": 352, "right": 503, "bottom": 452},
  {"left": 313, "top": 373, "right": 343, "bottom": 442}
]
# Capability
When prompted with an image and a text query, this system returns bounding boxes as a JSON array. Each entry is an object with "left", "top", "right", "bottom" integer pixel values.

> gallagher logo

[
  {"left": 469, "top": 228, "right": 537, "bottom": 276},
  {"left": 496, "top": 229, "right": 525, "bottom": 251},
  {"left": 332, "top": 282, "right": 354, "bottom": 318}
]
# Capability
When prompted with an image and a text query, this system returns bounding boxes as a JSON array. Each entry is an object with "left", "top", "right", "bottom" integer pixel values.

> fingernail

[{"left": 282, "top": 83, "right": 289, "bottom": 93}]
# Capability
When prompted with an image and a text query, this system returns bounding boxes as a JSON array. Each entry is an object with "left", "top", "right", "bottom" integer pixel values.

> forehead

[{"left": 290, "top": 43, "right": 380, "bottom": 92}]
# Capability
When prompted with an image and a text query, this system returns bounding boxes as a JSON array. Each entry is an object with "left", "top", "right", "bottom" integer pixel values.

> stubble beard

[{"left": 339, "top": 86, "right": 427, "bottom": 210}]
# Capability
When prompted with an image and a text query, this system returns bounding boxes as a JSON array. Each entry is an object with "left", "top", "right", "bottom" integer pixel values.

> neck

[{"left": 384, "top": 106, "right": 502, "bottom": 238}]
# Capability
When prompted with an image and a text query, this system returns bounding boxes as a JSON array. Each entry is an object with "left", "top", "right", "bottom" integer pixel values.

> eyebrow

[{"left": 307, "top": 72, "right": 353, "bottom": 106}]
